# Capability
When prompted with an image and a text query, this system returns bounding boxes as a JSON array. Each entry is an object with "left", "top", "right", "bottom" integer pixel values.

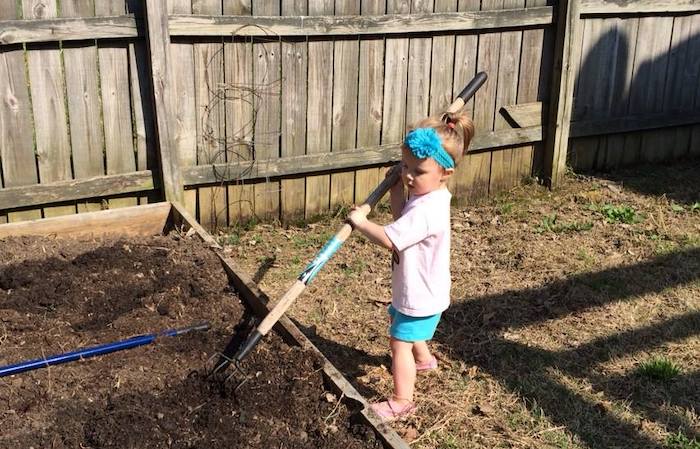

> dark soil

[{"left": 0, "top": 233, "right": 382, "bottom": 449}]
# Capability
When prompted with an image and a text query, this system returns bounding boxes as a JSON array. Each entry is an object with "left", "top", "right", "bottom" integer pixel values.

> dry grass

[{"left": 220, "top": 161, "right": 700, "bottom": 449}]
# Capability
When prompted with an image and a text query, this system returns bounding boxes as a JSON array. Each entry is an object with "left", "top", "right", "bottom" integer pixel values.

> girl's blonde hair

[{"left": 409, "top": 111, "right": 475, "bottom": 167}]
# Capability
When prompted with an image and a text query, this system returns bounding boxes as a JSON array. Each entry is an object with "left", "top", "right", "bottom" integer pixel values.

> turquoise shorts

[{"left": 388, "top": 305, "right": 441, "bottom": 342}]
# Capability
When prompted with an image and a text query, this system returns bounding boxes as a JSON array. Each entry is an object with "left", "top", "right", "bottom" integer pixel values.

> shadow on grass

[{"left": 434, "top": 246, "right": 700, "bottom": 448}]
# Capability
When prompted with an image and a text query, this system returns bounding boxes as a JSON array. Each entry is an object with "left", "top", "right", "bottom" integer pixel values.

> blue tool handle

[{"left": 0, "top": 322, "right": 210, "bottom": 377}]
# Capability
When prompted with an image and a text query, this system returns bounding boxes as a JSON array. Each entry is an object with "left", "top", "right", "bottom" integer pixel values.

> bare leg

[
  {"left": 412, "top": 340, "right": 433, "bottom": 365},
  {"left": 390, "top": 337, "right": 416, "bottom": 403}
]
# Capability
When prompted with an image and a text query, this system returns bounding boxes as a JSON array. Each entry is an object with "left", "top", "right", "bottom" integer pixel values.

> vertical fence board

[
  {"left": 0, "top": 2, "right": 41, "bottom": 222},
  {"left": 279, "top": 0, "right": 306, "bottom": 223},
  {"left": 168, "top": 0, "right": 197, "bottom": 216},
  {"left": 665, "top": 15, "right": 696, "bottom": 160},
  {"left": 514, "top": 0, "right": 544, "bottom": 181},
  {"left": 382, "top": 0, "right": 410, "bottom": 144},
  {"left": 193, "top": 0, "right": 226, "bottom": 229},
  {"left": 638, "top": 16, "right": 673, "bottom": 164},
  {"left": 354, "top": 0, "right": 385, "bottom": 204},
  {"left": 429, "top": 0, "right": 457, "bottom": 116},
  {"left": 23, "top": 0, "right": 75, "bottom": 218},
  {"left": 252, "top": 0, "right": 281, "bottom": 221},
  {"left": 571, "top": 17, "right": 603, "bottom": 171},
  {"left": 61, "top": 0, "right": 104, "bottom": 213},
  {"left": 602, "top": 18, "right": 638, "bottom": 170},
  {"left": 96, "top": 0, "right": 137, "bottom": 209},
  {"left": 126, "top": 0, "right": 156, "bottom": 205},
  {"left": 225, "top": 0, "right": 256, "bottom": 224},
  {"left": 405, "top": 0, "right": 433, "bottom": 126},
  {"left": 305, "top": 0, "right": 333, "bottom": 218},
  {"left": 450, "top": 0, "right": 479, "bottom": 200},
  {"left": 490, "top": 0, "right": 525, "bottom": 194},
  {"left": 468, "top": 0, "right": 502, "bottom": 200},
  {"left": 689, "top": 14, "right": 700, "bottom": 158},
  {"left": 330, "top": 0, "right": 360, "bottom": 210}
]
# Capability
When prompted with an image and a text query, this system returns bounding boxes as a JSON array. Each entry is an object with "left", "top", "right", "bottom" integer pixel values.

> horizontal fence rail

[
  {"left": 580, "top": 0, "right": 700, "bottom": 15},
  {"left": 169, "top": 7, "right": 554, "bottom": 37}
]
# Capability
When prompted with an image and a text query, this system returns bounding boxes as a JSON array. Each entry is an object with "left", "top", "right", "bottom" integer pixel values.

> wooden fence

[{"left": 0, "top": 0, "right": 698, "bottom": 230}]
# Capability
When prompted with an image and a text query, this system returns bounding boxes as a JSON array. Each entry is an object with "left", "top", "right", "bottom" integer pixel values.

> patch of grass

[
  {"left": 636, "top": 357, "right": 682, "bottom": 381},
  {"left": 219, "top": 233, "right": 240, "bottom": 246},
  {"left": 340, "top": 260, "right": 367, "bottom": 277},
  {"left": 499, "top": 202, "right": 514, "bottom": 216},
  {"left": 671, "top": 203, "right": 686, "bottom": 213},
  {"left": 691, "top": 202, "right": 700, "bottom": 213},
  {"left": 536, "top": 214, "right": 593, "bottom": 234},
  {"left": 576, "top": 248, "right": 596, "bottom": 268},
  {"left": 666, "top": 431, "right": 700, "bottom": 449},
  {"left": 591, "top": 203, "right": 643, "bottom": 224},
  {"left": 292, "top": 232, "right": 333, "bottom": 249}
]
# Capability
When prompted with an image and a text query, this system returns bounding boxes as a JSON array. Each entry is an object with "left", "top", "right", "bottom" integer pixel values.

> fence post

[
  {"left": 143, "top": 0, "right": 184, "bottom": 205},
  {"left": 543, "top": 0, "right": 583, "bottom": 188}
]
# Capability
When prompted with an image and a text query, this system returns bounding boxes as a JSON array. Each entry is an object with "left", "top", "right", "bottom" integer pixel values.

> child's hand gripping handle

[{"left": 231, "top": 73, "right": 488, "bottom": 364}]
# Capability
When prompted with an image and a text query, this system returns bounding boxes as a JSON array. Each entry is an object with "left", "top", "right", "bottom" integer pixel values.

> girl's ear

[{"left": 441, "top": 167, "right": 455, "bottom": 181}]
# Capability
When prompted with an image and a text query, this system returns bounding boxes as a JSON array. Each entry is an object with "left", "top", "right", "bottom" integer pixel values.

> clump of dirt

[{"left": 0, "top": 233, "right": 382, "bottom": 449}]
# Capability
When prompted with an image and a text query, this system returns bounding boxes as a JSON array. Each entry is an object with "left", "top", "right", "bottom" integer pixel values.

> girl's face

[{"left": 400, "top": 147, "right": 454, "bottom": 196}]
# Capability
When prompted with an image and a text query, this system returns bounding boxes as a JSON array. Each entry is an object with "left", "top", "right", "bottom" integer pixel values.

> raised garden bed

[{"left": 0, "top": 203, "right": 399, "bottom": 449}]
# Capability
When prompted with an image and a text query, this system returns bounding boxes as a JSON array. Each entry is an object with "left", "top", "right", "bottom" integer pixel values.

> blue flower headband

[{"left": 404, "top": 128, "right": 454, "bottom": 169}]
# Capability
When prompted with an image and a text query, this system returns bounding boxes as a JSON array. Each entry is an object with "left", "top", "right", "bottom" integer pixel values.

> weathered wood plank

[
  {"left": 354, "top": 0, "right": 385, "bottom": 204},
  {"left": 0, "top": 15, "right": 138, "bottom": 45},
  {"left": 143, "top": 0, "right": 183, "bottom": 207},
  {"left": 61, "top": 0, "right": 104, "bottom": 214},
  {"left": 194, "top": 0, "right": 226, "bottom": 230},
  {"left": 664, "top": 15, "right": 696, "bottom": 160},
  {"left": 330, "top": 0, "right": 361, "bottom": 211},
  {"left": 0, "top": 2, "right": 42, "bottom": 222},
  {"left": 501, "top": 102, "right": 542, "bottom": 128},
  {"left": 0, "top": 170, "right": 155, "bottom": 211},
  {"left": 168, "top": 7, "right": 554, "bottom": 37},
  {"left": 381, "top": 0, "right": 410, "bottom": 148},
  {"left": 252, "top": 0, "right": 282, "bottom": 221},
  {"left": 168, "top": 0, "right": 197, "bottom": 217},
  {"left": 305, "top": 0, "right": 333, "bottom": 218},
  {"left": 470, "top": 0, "right": 501, "bottom": 199},
  {"left": 544, "top": 0, "right": 583, "bottom": 187},
  {"left": 405, "top": 0, "right": 433, "bottom": 126},
  {"left": 96, "top": 0, "right": 137, "bottom": 209},
  {"left": 450, "top": 0, "right": 479, "bottom": 199},
  {"left": 225, "top": 0, "right": 256, "bottom": 224},
  {"left": 514, "top": 0, "right": 544, "bottom": 180},
  {"left": 23, "top": 0, "right": 75, "bottom": 218},
  {"left": 491, "top": 0, "right": 525, "bottom": 194},
  {"left": 183, "top": 126, "right": 544, "bottom": 185},
  {"left": 599, "top": 18, "right": 637, "bottom": 170},
  {"left": 635, "top": 16, "right": 673, "bottom": 164},
  {"left": 428, "top": 0, "right": 457, "bottom": 115},
  {"left": 570, "top": 17, "right": 603, "bottom": 171},
  {"left": 688, "top": 14, "right": 700, "bottom": 158},
  {"left": 0, "top": 202, "right": 171, "bottom": 239},
  {"left": 580, "top": 0, "right": 700, "bottom": 15}
]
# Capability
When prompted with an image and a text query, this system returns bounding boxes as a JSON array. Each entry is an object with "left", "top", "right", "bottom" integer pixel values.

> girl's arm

[
  {"left": 347, "top": 213, "right": 393, "bottom": 250},
  {"left": 390, "top": 182, "right": 405, "bottom": 221}
]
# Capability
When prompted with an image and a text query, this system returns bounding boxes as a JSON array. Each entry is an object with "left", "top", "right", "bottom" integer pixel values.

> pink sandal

[
  {"left": 370, "top": 398, "right": 416, "bottom": 422},
  {"left": 416, "top": 356, "right": 438, "bottom": 372}
]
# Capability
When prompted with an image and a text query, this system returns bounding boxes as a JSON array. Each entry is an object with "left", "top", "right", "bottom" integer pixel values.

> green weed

[
  {"left": 691, "top": 202, "right": 700, "bottom": 213},
  {"left": 666, "top": 431, "right": 700, "bottom": 449},
  {"left": 340, "top": 260, "right": 367, "bottom": 277},
  {"left": 536, "top": 214, "right": 593, "bottom": 234},
  {"left": 596, "top": 204, "right": 643, "bottom": 224},
  {"left": 671, "top": 204, "right": 686, "bottom": 213},
  {"left": 637, "top": 357, "right": 682, "bottom": 381}
]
